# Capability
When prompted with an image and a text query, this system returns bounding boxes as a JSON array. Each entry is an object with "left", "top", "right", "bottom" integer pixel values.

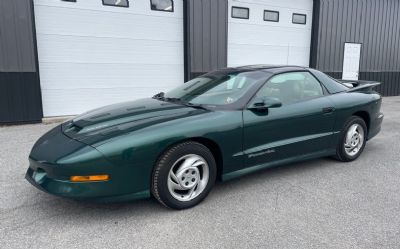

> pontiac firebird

[{"left": 26, "top": 65, "right": 384, "bottom": 209}]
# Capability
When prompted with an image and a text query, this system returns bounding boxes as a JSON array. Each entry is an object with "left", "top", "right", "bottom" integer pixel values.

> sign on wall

[{"left": 342, "top": 43, "right": 362, "bottom": 81}]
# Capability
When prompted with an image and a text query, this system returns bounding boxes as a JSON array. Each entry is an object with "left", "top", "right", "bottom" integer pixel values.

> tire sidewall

[
  {"left": 338, "top": 116, "right": 367, "bottom": 161},
  {"left": 153, "top": 142, "right": 217, "bottom": 209}
]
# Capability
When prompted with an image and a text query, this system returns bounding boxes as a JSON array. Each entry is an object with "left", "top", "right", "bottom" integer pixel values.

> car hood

[{"left": 62, "top": 98, "right": 208, "bottom": 145}]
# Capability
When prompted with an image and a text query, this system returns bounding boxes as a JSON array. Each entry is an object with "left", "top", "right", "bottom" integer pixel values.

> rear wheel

[
  {"left": 335, "top": 116, "right": 367, "bottom": 162},
  {"left": 151, "top": 141, "right": 217, "bottom": 209}
]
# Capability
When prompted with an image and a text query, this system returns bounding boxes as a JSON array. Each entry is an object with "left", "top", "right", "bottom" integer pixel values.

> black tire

[
  {"left": 151, "top": 141, "right": 217, "bottom": 209},
  {"left": 335, "top": 116, "right": 367, "bottom": 162}
]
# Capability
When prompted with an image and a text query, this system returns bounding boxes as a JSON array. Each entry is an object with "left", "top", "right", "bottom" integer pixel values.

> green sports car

[{"left": 26, "top": 65, "right": 384, "bottom": 209}]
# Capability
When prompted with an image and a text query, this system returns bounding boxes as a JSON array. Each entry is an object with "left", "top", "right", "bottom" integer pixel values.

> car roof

[{"left": 224, "top": 64, "right": 308, "bottom": 74}]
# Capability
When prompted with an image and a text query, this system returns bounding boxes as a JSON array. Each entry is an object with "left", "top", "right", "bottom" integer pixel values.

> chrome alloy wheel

[
  {"left": 344, "top": 123, "right": 365, "bottom": 157},
  {"left": 167, "top": 154, "right": 209, "bottom": 202}
]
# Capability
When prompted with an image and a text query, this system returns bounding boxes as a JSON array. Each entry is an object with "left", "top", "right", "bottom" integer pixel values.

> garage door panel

[
  {"left": 228, "top": 44, "right": 289, "bottom": 67},
  {"left": 39, "top": 63, "right": 183, "bottom": 90},
  {"left": 36, "top": 34, "right": 183, "bottom": 64},
  {"left": 35, "top": 0, "right": 183, "bottom": 18},
  {"left": 229, "top": 9, "right": 312, "bottom": 29},
  {"left": 34, "top": 6, "right": 183, "bottom": 41},
  {"left": 42, "top": 88, "right": 167, "bottom": 117},
  {"left": 287, "top": 47, "right": 311, "bottom": 66},
  {"left": 229, "top": 24, "right": 311, "bottom": 47},
  {"left": 234, "top": 0, "right": 312, "bottom": 10}
]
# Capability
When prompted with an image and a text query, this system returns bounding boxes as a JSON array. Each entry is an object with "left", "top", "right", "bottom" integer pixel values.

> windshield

[{"left": 163, "top": 71, "right": 266, "bottom": 106}]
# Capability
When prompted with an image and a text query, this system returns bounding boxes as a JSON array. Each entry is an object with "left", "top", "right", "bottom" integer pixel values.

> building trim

[
  {"left": 183, "top": 0, "right": 190, "bottom": 81},
  {"left": 30, "top": 0, "right": 44, "bottom": 121},
  {"left": 309, "top": 0, "right": 320, "bottom": 68}
]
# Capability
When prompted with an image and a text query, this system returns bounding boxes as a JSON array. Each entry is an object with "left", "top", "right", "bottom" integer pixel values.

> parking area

[{"left": 1, "top": 97, "right": 399, "bottom": 249}]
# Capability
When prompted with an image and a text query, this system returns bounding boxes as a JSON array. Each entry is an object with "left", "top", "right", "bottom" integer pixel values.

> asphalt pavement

[{"left": 1, "top": 97, "right": 400, "bottom": 249}]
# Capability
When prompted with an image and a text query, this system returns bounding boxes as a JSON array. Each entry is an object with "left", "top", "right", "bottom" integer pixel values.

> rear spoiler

[{"left": 338, "top": 79, "right": 381, "bottom": 92}]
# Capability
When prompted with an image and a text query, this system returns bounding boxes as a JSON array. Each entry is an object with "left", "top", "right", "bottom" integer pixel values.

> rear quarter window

[{"left": 308, "top": 69, "right": 349, "bottom": 94}]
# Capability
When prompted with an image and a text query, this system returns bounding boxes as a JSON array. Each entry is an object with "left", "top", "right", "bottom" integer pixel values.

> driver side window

[{"left": 256, "top": 71, "right": 324, "bottom": 105}]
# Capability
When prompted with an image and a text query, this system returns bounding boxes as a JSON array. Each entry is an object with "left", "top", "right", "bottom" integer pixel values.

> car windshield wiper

[
  {"left": 181, "top": 101, "right": 208, "bottom": 110},
  {"left": 153, "top": 93, "right": 207, "bottom": 110},
  {"left": 164, "top": 97, "right": 182, "bottom": 102}
]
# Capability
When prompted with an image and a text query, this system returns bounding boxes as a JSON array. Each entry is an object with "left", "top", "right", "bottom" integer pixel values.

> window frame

[
  {"left": 150, "top": 0, "right": 174, "bottom": 12},
  {"left": 292, "top": 13, "right": 307, "bottom": 25},
  {"left": 102, "top": 0, "right": 130, "bottom": 8},
  {"left": 263, "top": 10, "right": 279, "bottom": 22},
  {"left": 248, "top": 71, "right": 328, "bottom": 108},
  {"left": 231, "top": 6, "right": 250, "bottom": 19}
]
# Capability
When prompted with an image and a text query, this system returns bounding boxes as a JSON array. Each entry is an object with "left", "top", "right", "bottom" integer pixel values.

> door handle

[{"left": 322, "top": 107, "right": 335, "bottom": 114}]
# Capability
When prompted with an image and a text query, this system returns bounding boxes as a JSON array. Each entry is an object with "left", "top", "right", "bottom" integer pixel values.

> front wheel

[
  {"left": 151, "top": 141, "right": 217, "bottom": 209},
  {"left": 335, "top": 116, "right": 367, "bottom": 162}
]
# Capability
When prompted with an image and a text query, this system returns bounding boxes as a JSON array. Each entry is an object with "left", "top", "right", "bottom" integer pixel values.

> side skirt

[{"left": 221, "top": 149, "right": 336, "bottom": 181}]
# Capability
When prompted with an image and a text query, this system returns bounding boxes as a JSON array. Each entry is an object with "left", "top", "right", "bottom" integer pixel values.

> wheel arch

[
  {"left": 154, "top": 137, "right": 224, "bottom": 181},
  {"left": 189, "top": 137, "right": 223, "bottom": 180},
  {"left": 352, "top": 111, "right": 370, "bottom": 133}
]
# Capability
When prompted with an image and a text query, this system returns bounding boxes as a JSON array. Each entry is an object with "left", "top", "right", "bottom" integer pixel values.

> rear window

[{"left": 308, "top": 69, "right": 349, "bottom": 93}]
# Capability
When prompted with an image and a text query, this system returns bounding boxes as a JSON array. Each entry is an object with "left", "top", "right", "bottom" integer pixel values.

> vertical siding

[
  {"left": 0, "top": 0, "right": 36, "bottom": 72},
  {"left": 0, "top": 0, "right": 43, "bottom": 123},
  {"left": 311, "top": 0, "right": 400, "bottom": 96},
  {"left": 185, "top": 0, "right": 228, "bottom": 79}
]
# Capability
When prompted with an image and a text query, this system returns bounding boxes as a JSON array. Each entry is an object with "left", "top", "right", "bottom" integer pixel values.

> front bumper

[
  {"left": 26, "top": 158, "right": 114, "bottom": 199},
  {"left": 25, "top": 125, "right": 150, "bottom": 202},
  {"left": 25, "top": 163, "right": 150, "bottom": 202}
]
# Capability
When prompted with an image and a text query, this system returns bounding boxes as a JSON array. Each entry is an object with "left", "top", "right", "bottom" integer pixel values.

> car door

[{"left": 243, "top": 71, "right": 336, "bottom": 168}]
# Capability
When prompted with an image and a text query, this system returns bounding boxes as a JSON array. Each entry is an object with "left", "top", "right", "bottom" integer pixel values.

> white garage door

[
  {"left": 228, "top": 0, "right": 313, "bottom": 67},
  {"left": 34, "top": 0, "right": 184, "bottom": 117}
]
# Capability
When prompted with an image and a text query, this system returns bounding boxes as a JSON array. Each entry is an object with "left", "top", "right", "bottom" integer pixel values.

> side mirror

[{"left": 248, "top": 97, "right": 282, "bottom": 110}]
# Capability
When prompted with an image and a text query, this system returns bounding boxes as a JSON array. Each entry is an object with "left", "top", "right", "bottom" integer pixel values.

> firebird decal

[{"left": 248, "top": 149, "right": 276, "bottom": 158}]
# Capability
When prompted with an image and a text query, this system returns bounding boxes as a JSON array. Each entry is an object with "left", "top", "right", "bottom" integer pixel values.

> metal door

[{"left": 342, "top": 43, "right": 362, "bottom": 80}]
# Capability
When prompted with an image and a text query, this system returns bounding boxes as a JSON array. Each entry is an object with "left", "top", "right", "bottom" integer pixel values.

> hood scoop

[{"left": 63, "top": 121, "right": 83, "bottom": 133}]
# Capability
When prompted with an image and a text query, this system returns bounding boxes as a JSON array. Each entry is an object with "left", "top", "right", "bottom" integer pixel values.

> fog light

[{"left": 70, "top": 175, "right": 109, "bottom": 182}]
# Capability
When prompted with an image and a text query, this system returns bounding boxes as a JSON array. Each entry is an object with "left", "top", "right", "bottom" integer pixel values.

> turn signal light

[{"left": 70, "top": 175, "right": 109, "bottom": 182}]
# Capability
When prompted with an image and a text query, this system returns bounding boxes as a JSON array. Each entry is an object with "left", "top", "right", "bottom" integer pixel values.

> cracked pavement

[{"left": 1, "top": 97, "right": 400, "bottom": 249}]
